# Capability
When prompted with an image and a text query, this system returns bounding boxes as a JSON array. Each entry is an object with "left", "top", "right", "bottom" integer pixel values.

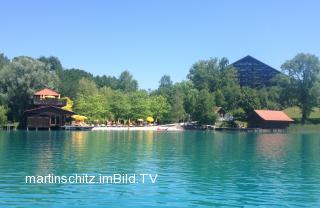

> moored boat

[{"left": 62, "top": 125, "right": 94, "bottom": 131}]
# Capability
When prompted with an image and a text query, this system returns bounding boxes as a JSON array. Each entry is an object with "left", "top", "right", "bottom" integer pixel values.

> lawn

[{"left": 284, "top": 106, "right": 320, "bottom": 123}]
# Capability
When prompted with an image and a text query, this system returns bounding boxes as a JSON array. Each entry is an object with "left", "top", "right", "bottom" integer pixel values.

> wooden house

[
  {"left": 23, "top": 88, "right": 74, "bottom": 130},
  {"left": 214, "top": 107, "right": 234, "bottom": 122},
  {"left": 248, "top": 110, "right": 294, "bottom": 129}
]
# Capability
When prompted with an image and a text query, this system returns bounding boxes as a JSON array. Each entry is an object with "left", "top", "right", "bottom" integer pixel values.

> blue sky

[{"left": 1, "top": 0, "right": 320, "bottom": 89}]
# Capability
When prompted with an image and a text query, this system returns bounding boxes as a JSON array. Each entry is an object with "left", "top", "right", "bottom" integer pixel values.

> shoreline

[{"left": 92, "top": 125, "right": 184, "bottom": 131}]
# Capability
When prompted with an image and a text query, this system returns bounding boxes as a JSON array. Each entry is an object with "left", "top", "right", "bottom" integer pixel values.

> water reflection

[
  {"left": 256, "top": 133, "right": 289, "bottom": 160},
  {"left": 0, "top": 131, "right": 319, "bottom": 207}
]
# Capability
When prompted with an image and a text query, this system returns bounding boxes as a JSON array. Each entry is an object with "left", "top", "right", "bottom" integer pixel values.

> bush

[
  {"left": 0, "top": 106, "right": 8, "bottom": 125},
  {"left": 231, "top": 108, "right": 246, "bottom": 121}
]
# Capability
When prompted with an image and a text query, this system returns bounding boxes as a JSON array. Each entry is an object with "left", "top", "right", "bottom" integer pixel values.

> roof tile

[
  {"left": 254, "top": 110, "right": 294, "bottom": 122},
  {"left": 34, "top": 88, "right": 60, "bottom": 96}
]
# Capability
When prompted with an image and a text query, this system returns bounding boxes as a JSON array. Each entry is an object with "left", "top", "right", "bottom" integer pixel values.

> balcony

[{"left": 33, "top": 98, "right": 67, "bottom": 107}]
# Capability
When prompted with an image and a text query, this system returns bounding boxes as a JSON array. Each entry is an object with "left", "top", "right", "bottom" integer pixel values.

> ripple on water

[{"left": 0, "top": 131, "right": 320, "bottom": 207}]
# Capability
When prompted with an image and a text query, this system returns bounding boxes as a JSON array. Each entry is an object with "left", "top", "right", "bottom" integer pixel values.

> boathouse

[
  {"left": 23, "top": 88, "right": 74, "bottom": 130},
  {"left": 248, "top": 110, "right": 294, "bottom": 129}
]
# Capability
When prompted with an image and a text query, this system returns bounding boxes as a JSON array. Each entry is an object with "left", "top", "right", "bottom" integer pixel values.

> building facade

[
  {"left": 231, "top": 55, "right": 281, "bottom": 88},
  {"left": 23, "top": 88, "right": 74, "bottom": 130},
  {"left": 248, "top": 110, "right": 294, "bottom": 129}
]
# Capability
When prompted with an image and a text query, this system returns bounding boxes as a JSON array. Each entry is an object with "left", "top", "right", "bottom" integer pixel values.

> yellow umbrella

[
  {"left": 72, "top": 115, "right": 88, "bottom": 121},
  {"left": 146, "top": 116, "right": 154, "bottom": 123}
]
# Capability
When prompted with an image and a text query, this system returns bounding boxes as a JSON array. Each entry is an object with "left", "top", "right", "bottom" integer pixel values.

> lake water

[{"left": 0, "top": 131, "right": 319, "bottom": 207}]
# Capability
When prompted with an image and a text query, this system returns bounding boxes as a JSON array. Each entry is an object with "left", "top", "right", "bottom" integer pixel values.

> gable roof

[
  {"left": 230, "top": 55, "right": 282, "bottom": 87},
  {"left": 232, "top": 55, "right": 280, "bottom": 73},
  {"left": 24, "top": 105, "right": 74, "bottom": 115},
  {"left": 34, "top": 88, "right": 60, "bottom": 96},
  {"left": 254, "top": 110, "right": 294, "bottom": 122}
]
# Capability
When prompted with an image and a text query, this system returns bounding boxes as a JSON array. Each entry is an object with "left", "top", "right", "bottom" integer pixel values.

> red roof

[
  {"left": 34, "top": 88, "right": 60, "bottom": 96},
  {"left": 254, "top": 110, "right": 294, "bottom": 122}
]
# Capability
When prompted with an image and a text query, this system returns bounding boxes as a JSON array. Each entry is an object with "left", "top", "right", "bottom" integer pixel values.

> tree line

[{"left": 0, "top": 52, "right": 319, "bottom": 126}]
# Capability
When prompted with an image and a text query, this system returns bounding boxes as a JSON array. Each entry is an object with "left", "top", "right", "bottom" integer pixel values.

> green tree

[
  {"left": 193, "top": 89, "right": 217, "bottom": 125},
  {"left": 188, "top": 58, "right": 224, "bottom": 92},
  {"left": 184, "top": 88, "right": 198, "bottom": 120},
  {"left": 74, "top": 78, "right": 110, "bottom": 121},
  {"left": 188, "top": 57, "right": 241, "bottom": 111},
  {"left": 99, "top": 86, "right": 114, "bottom": 120},
  {"left": 239, "top": 87, "right": 261, "bottom": 114},
  {"left": 38, "top": 56, "right": 63, "bottom": 74},
  {"left": 149, "top": 95, "right": 170, "bottom": 123},
  {"left": 0, "top": 106, "right": 7, "bottom": 126},
  {"left": 129, "top": 91, "right": 150, "bottom": 120},
  {"left": 117, "top": 71, "right": 138, "bottom": 92},
  {"left": 110, "top": 91, "right": 130, "bottom": 121},
  {"left": 75, "top": 94, "right": 108, "bottom": 121},
  {"left": 281, "top": 53, "right": 320, "bottom": 123},
  {"left": 155, "top": 75, "right": 174, "bottom": 103},
  {"left": 169, "top": 90, "right": 186, "bottom": 122},
  {"left": 219, "top": 67, "right": 241, "bottom": 111},
  {"left": 58, "top": 68, "right": 94, "bottom": 98},
  {"left": 95, "top": 75, "right": 118, "bottom": 89},
  {"left": 0, "top": 53, "right": 10, "bottom": 70},
  {"left": 272, "top": 74, "right": 296, "bottom": 108},
  {"left": 257, "top": 87, "right": 281, "bottom": 110},
  {"left": 0, "top": 56, "right": 59, "bottom": 120},
  {"left": 77, "top": 77, "right": 99, "bottom": 95},
  {"left": 159, "top": 75, "right": 173, "bottom": 89}
]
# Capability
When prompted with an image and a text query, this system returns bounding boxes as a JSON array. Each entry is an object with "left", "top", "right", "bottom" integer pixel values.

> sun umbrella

[
  {"left": 146, "top": 117, "right": 154, "bottom": 123},
  {"left": 72, "top": 115, "right": 88, "bottom": 121}
]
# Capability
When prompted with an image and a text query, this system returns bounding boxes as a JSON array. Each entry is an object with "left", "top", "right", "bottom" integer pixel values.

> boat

[{"left": 62, "top": 125, "right": 94, "bottom": 131}]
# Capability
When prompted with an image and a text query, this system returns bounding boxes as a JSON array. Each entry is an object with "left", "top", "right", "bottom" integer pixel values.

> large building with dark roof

[{"left": 231, "top": 55, "right": 281, "bottom": 88}]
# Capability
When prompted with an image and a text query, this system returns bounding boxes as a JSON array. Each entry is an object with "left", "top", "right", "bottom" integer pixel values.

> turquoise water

[{"left": 0, "top": 131, "right": 320, "bottom": 207}]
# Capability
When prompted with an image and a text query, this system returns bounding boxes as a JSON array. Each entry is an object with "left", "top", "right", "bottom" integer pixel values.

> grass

[{"left": 284, "top": 106, "right": 320, "bottom": 124}]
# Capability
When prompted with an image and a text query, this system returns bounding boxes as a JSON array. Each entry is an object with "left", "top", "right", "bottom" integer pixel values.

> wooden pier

[{"left": 1, "top": 123, "right": 17, "bottom": 131}]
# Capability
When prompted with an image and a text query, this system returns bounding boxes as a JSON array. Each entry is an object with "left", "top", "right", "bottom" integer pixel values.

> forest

[{"left": 0, "top": 52, "right": 319, "bottom": 126}]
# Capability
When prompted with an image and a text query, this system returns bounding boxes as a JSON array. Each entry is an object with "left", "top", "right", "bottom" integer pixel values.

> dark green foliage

[
  {"left": 149, "top": 95, "right": 170, "bottom": 123},
  {"left": 193, "top": 89, "right": 217, "bottom": 125},
  {"left": 168, "top": 90, "right": 187, "bottom": 122},
  {"left": 187, "top": 57, "right": 241, "bottom": 112},
  {"left": 230, "top": 108, "right": 246, "bottom": 121},
  {"left": 188, "top": 58, "right": 222, "bottom": 92},
  {"left": 281, "top": 53, "right": 320, "bottom": 123},
  {"left": 74, "top": 78, "right": 111, "bottom": 121},
  {"left": 117, "top": 71, "right": 138, "bottom": 92},
  {"left": 59, "top": 68, "right": 94, "bottom": 98},
  {"left": 0, "top": 53, "right": 10, "bottom": 70},
  {"left": 94, "top": 75, "right": 118, "bottom": 89},
  {"left": 0, "top": 56, "right": 59, "bottom": 121},
  {"left": 38, "top": 56, "right": 63, "bottom": 74},
  {"left": 239, "top": 87, "right": 261, "bottom": 114},
  {"left": 0, "top": 105, "right": 7, "bottom": 125},
  {"left": 257, "top": 87, "right": 281, "bottom": 110},
  {"left": 128, "top": 90, "right": 151, "bottom": 120},
  {"left": 0, "top": 51, "right": 319, "bottom": 125},
  {"left": 110, "top": 90, "right": 130, "bottom": 120},
  {"left": 159, "top": 75, "right": 173, "bottom": 89}
]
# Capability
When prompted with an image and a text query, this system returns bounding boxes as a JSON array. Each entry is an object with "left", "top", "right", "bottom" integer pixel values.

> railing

[{"left": 33, "top": 98, "right": 67, "bottom": 107}]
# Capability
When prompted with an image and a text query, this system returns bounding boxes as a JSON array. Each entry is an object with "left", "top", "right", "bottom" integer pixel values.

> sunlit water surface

[{"left": 0, "top": 131, "right": 319, "bottom": 207}]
